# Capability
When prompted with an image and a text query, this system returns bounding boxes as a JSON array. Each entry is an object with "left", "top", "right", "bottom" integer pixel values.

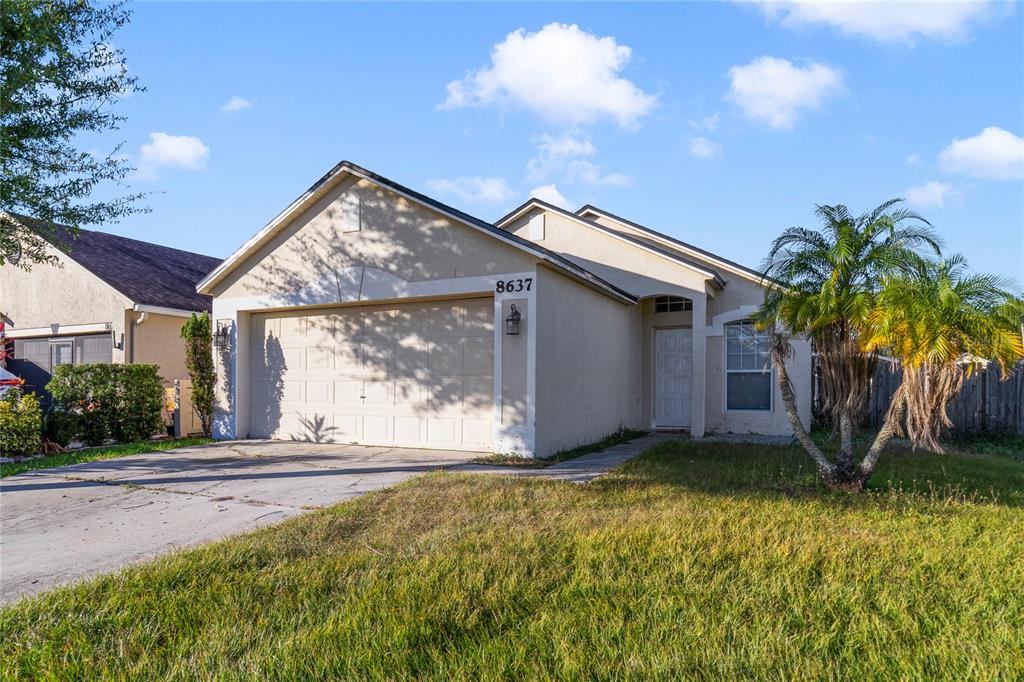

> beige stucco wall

[
  {"left": 214, "top": 176, "right": 537, "bottom": 302},
  {"left": 534, "top": 265, "right": 641, "bottom": 457},
  {"left": 503, "top": 209, "right": 709, "bottom": 299},
  {"left": 508, "top": 206, "right": 813, "bottom": 436},
  {"left": 130, "top": 312, "right": 191, "bottom": 386},
  {"left": 0, "top": 245, "right": 130, "bottom": 362},
  {"left": 210, "top": 173, "right": 549, "bottom": 450}
]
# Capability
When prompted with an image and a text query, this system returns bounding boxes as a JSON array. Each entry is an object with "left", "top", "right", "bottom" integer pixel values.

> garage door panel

[
  {"left": 250, "top": 297, "right": 492, "bottom": 451},
  {"left": 427, "top": 418, "right": 457, "bottom": 445},
  {"left": 305, "top": 347, "right": 333, "bottom": 371},
  {"left": 462, "top": 376, "right": 493, "bottom": 410},
  {"left": 332, "top": 414, "right": 359, "bottom": 441},
  {"left": 362, "top": 415, "right": 390, "bottom": 442},
  {"left": 463, "top": 299, "right": 493, "bottom": 334},
  {"left": 306, "top": 380, "right": 331, "bottom": 405},
  {"left": 429, "top": 340, "right": 462, "bottom": 374},
  {"left": 334, "top": 381, "right": 363, "bottom": 406},
  {"left": 394, "top": 416, "right": 425, "bottom": 444},
  {"left": 464, "top": 339, "right": 493, "bottom": 374},
  {"left": 362, "top": 381, "right": 390, "bottom": 406},
  {"left": 394, "top": 381, "right": 425, "bottom": 407},
  {"left": 426, "top": 306, "right": 461, "bottom": 338}
]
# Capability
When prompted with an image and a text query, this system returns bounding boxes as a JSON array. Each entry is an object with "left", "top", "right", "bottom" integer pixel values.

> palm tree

[
  {"left": 858, "top": 256, "right": 1024, "bottom": 474},
  {"left": 756, "top": 200, "right": 941, "bottom": 489}
]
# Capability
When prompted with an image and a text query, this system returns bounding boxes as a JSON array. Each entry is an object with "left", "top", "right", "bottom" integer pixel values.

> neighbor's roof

[
  {"left": 196, "top": 161, "right": 637, "bottom": 305},
  {"left": 11, "top": 214, "right": 221, "bottom": 312}
]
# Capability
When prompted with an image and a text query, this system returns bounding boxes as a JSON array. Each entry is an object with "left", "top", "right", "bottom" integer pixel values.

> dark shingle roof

[{"left": 16, "top": 215, "right": 221, "bottom": 312}]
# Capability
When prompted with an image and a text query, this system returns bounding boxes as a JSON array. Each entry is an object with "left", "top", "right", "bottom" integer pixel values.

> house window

[
  {"left": 725, "top": 320, "right": 771, "bottom": 410},
  {"left": 654, "top": 296, "right": 692, "bottom": 313}
]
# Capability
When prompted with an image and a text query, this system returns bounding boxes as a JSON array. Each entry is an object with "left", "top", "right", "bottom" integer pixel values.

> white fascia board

[
  {"left": 3, "top": 321, "right": 112, "bottom": 339},
  {"left": 133, "top": 304, "right": 200, "bottom": 318}
]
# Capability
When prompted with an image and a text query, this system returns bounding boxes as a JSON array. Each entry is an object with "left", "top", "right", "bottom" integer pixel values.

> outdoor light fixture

[
  {"left": 505, "top": 304, "right": 521, "bottom": 336},
  {"left": 214, "top": 320, "right": 232, "bottom": 349}
]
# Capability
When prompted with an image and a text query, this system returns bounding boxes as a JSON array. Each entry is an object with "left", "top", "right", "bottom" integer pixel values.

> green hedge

[
  {"left": 47, "top": 364, "right": 164, "bottom": 445},
  {"left": 0, "top": 391, "right": 43, "bottom": 456}
]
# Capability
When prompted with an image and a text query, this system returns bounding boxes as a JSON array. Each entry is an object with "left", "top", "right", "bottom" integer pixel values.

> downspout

[{"left": 129, "top": 311, "right": 148, "bottom": 363}]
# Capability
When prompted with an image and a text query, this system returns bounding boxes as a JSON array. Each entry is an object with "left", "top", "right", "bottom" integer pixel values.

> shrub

[
  {"left": 44, "top": 407, "right": 81, "bottom": 447},
  {"left": 47, "top": 364, "right": 164, "bottom": 445},
  {"left": 181, "top": 312, "right": 214, "bottom": 437},
  {"left": 0, "top": 391, "right": 43, "bottom": 456}
]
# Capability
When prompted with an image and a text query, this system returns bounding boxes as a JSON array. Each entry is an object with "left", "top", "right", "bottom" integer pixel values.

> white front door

[{"left": 654, "top": 328, "right": 692, "bottom": 428}]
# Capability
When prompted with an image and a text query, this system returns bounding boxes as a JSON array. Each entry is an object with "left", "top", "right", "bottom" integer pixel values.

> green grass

[
  {"left": 470, "top": 428, "right": 648, "bottom": 468},
  {"left": 2, "top": 439, "right": 1022, "bottom": 680},
  {"left": 0, "top": 438, "right": 213, "bottom": 478}
]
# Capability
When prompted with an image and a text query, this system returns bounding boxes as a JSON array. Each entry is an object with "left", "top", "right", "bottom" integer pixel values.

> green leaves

[
  {"left": 181, "top": 312, "right": 215, "bottom": 437},
  {"left": 1, "top": 0, "right": 147, "bottom": 269}
]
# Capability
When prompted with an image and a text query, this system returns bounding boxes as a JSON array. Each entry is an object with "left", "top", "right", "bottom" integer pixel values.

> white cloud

[
  {"left": 526, "top": 131, "right": 630, "bottom": 186},
  {"left": 688, "top": 136, "right": 722, "bottom": 159},
  {"left": 526, "top": 132, "right": 597, "bottom": 180},
  {"left": 750, "top": 0, "right": 996, "bottom": 43},
  {"left": 529, "top": 184, "right": 572, "bottom": 209},
  {"left": 137, "top": 132, "right": 209, "bottom": 179},
  {"left": 220, "top": 96, "right": 251, "bottom": 113},
  {"left": 726, "top": 56, "right": 843, "bottom": 129},
  {"left": 688, "top": 112, "right": 720, "bottom": 131},
  {"left": 905, "top": 181, "right": 953, "bottom": 208},
  {"left": 441, "top": 22, "right": 657, "bottom": 128},
  {"left": 566, "top": 160, "right": 631, "bottom": 187},
  {"left": 939, "top": 126, "right": 1024, "bottom": 180},
  {"left": 425, "top": 176, "right": 516, "bottom": 203},
  {"left": 905, "top": 152, "right": 921, "bottom": 166}
]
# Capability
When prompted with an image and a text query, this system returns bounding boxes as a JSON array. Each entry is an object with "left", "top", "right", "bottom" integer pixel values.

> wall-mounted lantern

[
  {"left": 214, "top": 320, "right": 232, "bottom": 349},
  {"left": 505, "top": 304, "right": 521, "bottom": 336}
]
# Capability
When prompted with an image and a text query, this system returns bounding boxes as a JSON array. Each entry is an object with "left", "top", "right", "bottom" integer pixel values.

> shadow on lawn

[{"left": 597, "top": 438, "right": 1024, "bottom": 509}]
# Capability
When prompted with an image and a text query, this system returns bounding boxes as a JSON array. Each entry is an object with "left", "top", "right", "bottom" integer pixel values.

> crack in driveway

[{"left": 61, "top": 474, "right": 301, "bottom": 511}]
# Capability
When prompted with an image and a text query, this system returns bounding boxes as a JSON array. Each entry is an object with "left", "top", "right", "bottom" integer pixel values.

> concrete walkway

[{"left": 455, "top": 432, "right": 679, "bottom": 483}]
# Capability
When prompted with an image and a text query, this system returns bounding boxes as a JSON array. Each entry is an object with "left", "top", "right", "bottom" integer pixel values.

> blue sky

[{"left": 94, "top": 1, "right": 1023, "bottom": 281}]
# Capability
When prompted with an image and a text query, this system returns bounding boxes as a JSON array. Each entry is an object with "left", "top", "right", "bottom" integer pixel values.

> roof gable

[
  {"left": 496, "top": 199, "right": 726, "bottom": 289},
  {"left": 198, "top": 161, "right": 635, "bottom": 304},
  {"left": 575, "top": 205, "right": 767, "bottom": 285}
]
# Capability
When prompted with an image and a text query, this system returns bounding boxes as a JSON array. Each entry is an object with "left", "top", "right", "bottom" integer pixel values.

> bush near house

[
  {"left": 47, "top": 364, "right": 164, "bottom": 445},
  {"left": 0, "top": 391, "right": 43, "bottom": 456}
]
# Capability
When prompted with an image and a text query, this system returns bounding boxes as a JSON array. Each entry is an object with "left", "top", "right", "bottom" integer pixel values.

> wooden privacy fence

[{"left": 859, "top": 361, "right": 1024, "bottom": 438}]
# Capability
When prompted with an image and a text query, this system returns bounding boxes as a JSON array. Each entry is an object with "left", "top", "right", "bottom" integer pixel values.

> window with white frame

[
  {"left": 725, "top": 320, "right": 772, "bottom": 410},
  {"left": 654, "top": 295, "right": 692, "bottom": 313}
]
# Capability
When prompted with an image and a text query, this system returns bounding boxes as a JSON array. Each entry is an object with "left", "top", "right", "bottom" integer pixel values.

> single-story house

[
  {"left": 0, "top": 214, "right": 222, "bottom": 400},
  {"left": 198, "top": 161, "right": 811, "bottom": 457}
]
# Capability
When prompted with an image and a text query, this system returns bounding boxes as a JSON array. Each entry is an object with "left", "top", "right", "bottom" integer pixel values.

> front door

[{"left": 654, "top": 328, "right": 692, "bottom": 428}]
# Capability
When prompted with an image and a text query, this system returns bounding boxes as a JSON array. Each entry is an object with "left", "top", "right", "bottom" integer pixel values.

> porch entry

[{"left": 654, "top": 327, "right": 692, "bottom": 428}]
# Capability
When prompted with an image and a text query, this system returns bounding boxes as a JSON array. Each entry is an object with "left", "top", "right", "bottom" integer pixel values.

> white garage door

[{"left": 249, "top": 297, "right": 494, "bottom": 451}]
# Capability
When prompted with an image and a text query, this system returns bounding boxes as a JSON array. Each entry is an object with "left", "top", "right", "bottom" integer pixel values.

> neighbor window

[
  {"left": 654, "top": 295, "right": 692, "bottom": 313},
  {"left": 725, "top": 321, "right": 771, "bottom": 410}
]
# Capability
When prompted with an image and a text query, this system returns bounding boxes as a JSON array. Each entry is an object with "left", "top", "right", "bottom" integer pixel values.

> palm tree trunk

[
  {"left": 835, "top": 409, "right": 856, "bottom": 482},
  {"left": 859, "top": 389, "right": 907, "bottom": 480},
  {"left": 776, "top": 351, "right": 836, "bottom": 481}
]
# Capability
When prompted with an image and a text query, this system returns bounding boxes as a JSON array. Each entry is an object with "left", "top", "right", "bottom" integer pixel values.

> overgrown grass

[
  {"left": 2, "top": 440, "right": 1021, "bottom": 679},
  {"left": 950, "top": 431, "right": 1024, "bottom": 462},
  {"left": 470, "top": 428, "right": 648, "bottom": 468},
  {"left": 0, "top": 438, "right": 213, "bottom": 478}
]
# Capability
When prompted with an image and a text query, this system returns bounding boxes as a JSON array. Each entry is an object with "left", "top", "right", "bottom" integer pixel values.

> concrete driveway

[{"left": 0, "top": 441, "right": 479, "bottom": 605}]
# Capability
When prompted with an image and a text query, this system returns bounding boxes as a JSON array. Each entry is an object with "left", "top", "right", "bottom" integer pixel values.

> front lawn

[
  {"left": 2, "top": 439, "right": 1021, "bottom": 679},
  {"left": 0, "top": 437, "right": 213, "bottom": 478}
]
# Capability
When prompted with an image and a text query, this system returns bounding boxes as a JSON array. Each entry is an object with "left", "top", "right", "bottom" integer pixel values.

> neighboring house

[
  {"left": 0, "top": 215, "right": 222, "bottom": 401},
  {"left": 198, "top": 161, "right": 812, "bottom": 457}
]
